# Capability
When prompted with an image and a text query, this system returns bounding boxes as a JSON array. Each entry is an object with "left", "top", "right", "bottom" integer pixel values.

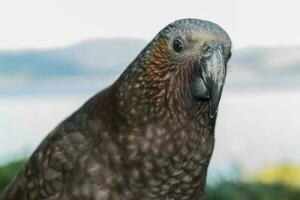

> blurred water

[
  {"left": 0, "top": 89, "right": 299, "bottom": 173},
  {"left": 213, "top": 89, "right": 300, "bottom": 171}
]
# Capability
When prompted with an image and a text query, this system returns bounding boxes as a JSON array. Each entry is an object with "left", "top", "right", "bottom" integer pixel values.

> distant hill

[
  {"left": 0, "top": 38, "right": 146, "bottom": 78},
  {"left": 0, "top": 52, "right": 84, "bottom": 77},
  {"left": 0, "top": 38, "right": 299, "bottom": 95},
  {"left": 49, "top": 38, "right": 147, "bottom": 72},
  {"left": 229, "top": 46, "right": 300, "bottom": 87}
]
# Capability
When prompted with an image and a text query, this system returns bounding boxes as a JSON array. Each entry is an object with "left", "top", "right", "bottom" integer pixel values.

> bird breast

[{"left": 121, "top": 120, "right": 214, "bottom": 199}]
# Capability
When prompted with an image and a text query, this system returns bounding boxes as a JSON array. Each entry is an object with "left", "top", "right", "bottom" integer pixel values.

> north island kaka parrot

[{"left": 2, "top": 18, "right": 232, "bottom": 200}]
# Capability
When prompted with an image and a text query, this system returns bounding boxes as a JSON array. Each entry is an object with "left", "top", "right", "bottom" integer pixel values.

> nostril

[
  {"left": 203, "top": 44, "right": 211, "bottom": 51},
  {"left": 202, "top": 44, "right": 212, "bottom": 57}
]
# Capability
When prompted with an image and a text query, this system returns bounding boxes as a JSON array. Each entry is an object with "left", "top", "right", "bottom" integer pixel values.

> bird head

[{"left": 116, "top": 19, "right": 232, "bottom": 120}]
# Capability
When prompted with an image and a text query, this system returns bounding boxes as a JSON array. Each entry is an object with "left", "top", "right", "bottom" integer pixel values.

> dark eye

[{"left": 173, "top": 39, "right": 183, "bottom": 52}]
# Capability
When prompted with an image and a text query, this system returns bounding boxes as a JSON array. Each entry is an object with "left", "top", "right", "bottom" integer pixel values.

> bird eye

[{"left": 173, "top": 39, "right": 183, "bottom": 52}]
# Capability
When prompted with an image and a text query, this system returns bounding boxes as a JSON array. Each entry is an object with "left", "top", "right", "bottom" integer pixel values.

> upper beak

[{"left": 200, "top": 45, "right": 226, "bottom": 118}]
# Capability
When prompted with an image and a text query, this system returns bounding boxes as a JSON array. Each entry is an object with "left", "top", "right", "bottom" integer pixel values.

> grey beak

[{"left": 200, "top": 45, "right": 226, "bottom": 118}]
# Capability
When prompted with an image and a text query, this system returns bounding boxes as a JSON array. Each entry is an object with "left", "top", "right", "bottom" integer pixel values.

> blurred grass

[
  {"left": 205, "top": 181, "right": 300, "bottom": 200},
  {"left": 0, "top": 159, "right": 25, "bottom": 193},
  {"left": 0, "top": 159, "right": 300, "bottom": 199}
]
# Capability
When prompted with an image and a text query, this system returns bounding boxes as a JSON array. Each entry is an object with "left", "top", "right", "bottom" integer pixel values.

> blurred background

[{"left": 0, "top": 0, "right": 300, "bottom": 199}]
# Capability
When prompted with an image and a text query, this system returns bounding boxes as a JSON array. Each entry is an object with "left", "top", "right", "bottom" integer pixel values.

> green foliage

[
  {"left": 205, "top": 181, "right": 300, "bottom": 200},
  {"left": 0, "top": 159, "right": 26, "bottom": 194}
]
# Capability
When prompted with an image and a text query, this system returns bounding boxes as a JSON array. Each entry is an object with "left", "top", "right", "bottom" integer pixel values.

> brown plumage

[{"left": 1, "top": 18, "right": 232, "bottom": 200}]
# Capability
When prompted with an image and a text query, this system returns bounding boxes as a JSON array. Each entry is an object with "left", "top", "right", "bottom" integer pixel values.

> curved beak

[{"left": 200, "top": 45, "right": 226, "bottom": 118}]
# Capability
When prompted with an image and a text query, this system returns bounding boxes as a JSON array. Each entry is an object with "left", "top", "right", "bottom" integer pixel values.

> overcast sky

[{"left": 0, "top": 0, "right": 298, "bottom": 50}]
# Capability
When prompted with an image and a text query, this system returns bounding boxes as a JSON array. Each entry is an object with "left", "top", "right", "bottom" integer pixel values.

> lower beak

[{"left": 200, "top": 45, "right": 226, "bottom": 118}]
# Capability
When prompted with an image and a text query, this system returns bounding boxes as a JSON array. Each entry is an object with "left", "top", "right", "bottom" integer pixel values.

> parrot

[{"left": 1, "top": 18, "right": 232, "bottom": 200}]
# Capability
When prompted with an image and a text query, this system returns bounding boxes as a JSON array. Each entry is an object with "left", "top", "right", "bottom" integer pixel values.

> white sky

[{"left": 0, "top": 0, "right": 299, "bottom": 50}]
